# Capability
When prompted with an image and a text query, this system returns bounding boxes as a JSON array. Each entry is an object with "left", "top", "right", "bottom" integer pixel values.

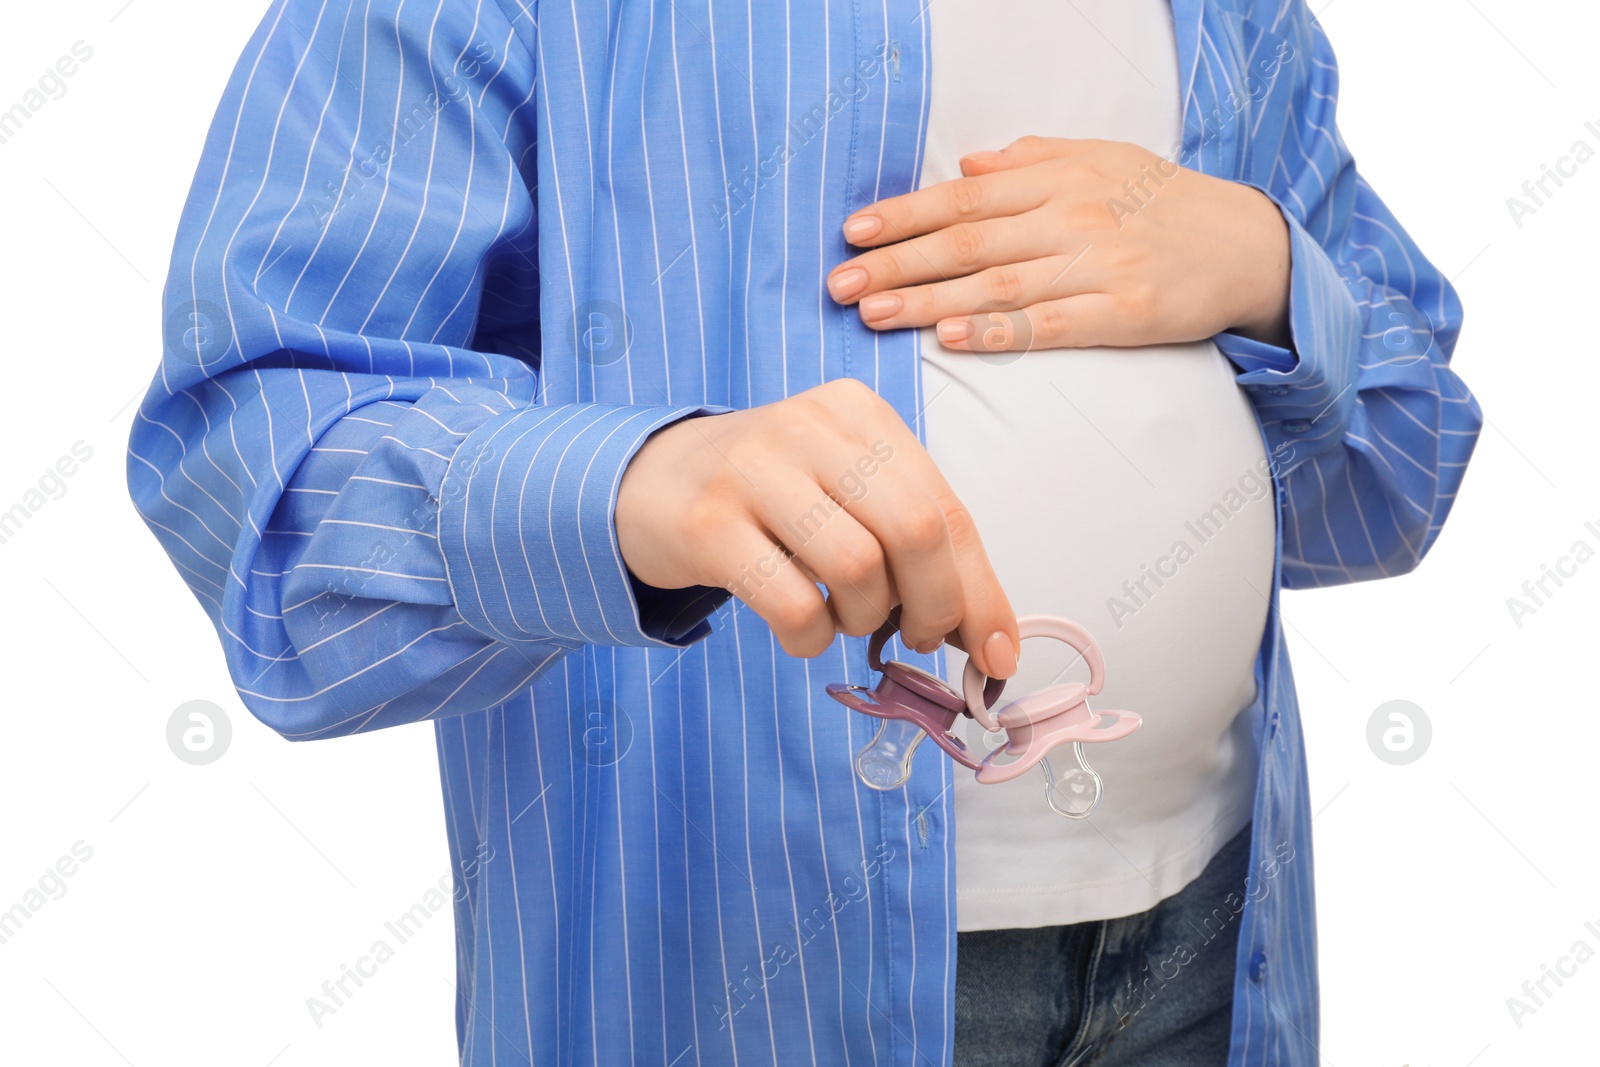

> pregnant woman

[
  {"left": 131, "top": 0, "right": 1479, "bottom": 1064},
  {"left": 892, "top": 2, "right": 1282, "bottom": 1060}
]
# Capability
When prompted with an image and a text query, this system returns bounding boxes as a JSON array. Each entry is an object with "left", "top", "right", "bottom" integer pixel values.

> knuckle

[
  {"left": 1104, "top": 241, "right": 1138, "bottom": 272},
  {"left": 1031, "top": 302, "right": 1069, "bottom": 342},
  {"left": 830, "top": 538, "right": 885, "bottom": 588},
  {"left": 971, "top": 309, "right": 1020, "bottom": 351},
  {"left": 929, "top": 605, "right": 964, "bottom": 637},
  {"left": 835, "top": 601, "right": 891, "bottom": 639},
  {"left": 765, "top": 585, "right": 824, "bottom": 636},
  {"left": 821, "top": 376, "right": 871, "bottom": 401},
  {"left": 949, "top": 223, "right": 986, "bottom": 268},
  {"left": 1068, "top": 200, "right": 1107, "bottom": 232},
  {"left": 895, "top": 286, "right": 929, "bottom": 324},
  {"left": 1123, "top": 282, "right": 1158, "bottom": 319},
  {"left": 810, "top": 376, "right": 877, "bottom": 417},
  {"left": 782, "top": 630, "right": 836, "bottom": 660},
  {"left": 876, "top": 246, "right": 909, "bottom": 287},
  {"left": 940, "top": 500, "right": 978, "bottom": 545},
  {"left": 903, "top": 606, "right": 960, "bottom": 648},
  {"left": 949, "top": 177, "right": 986, "bottom": 218},
  {"left": 988, "top": 265, "right": 1024, "bottom": 306},
  {"left": 895, "top": 502, "right": 951, "bottom": 554}
]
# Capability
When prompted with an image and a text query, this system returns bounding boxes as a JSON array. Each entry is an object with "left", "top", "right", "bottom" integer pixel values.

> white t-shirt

[{"left": 920, "top": 0, "right": 1277, "bottom": 930}]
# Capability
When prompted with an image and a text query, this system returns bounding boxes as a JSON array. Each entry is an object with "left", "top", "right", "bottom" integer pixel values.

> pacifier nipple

[
  {"left": 1041, "top": 743, "right": 1103, "bottom": 819},
  {"left": 853, "top": 718, "right": 925, "bottom": 792},
  {"left": 856, "top": 750, "right": 908, "bottom": 790}
]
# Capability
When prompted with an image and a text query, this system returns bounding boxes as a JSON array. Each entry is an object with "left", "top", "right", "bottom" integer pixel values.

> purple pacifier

[{"left": 824, "top": 607, "right": 1006, "bottom": 791}]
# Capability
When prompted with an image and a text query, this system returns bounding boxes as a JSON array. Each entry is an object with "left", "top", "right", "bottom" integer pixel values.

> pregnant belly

[{"left": 919, "top": 329, "right": 1277, "bottom": 793}]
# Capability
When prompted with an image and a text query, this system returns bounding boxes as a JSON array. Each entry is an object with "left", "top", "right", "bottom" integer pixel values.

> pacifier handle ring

[
  {"left": 961, "top": 614, "right": 1107, "bottom": 725},
  {"left": 866, "top": 606, "right": 902, "bottom": 673}
]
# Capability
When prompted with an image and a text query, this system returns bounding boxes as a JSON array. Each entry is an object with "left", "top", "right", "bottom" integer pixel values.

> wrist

[
  {"left": 616, "top": 411, "right": 730, "bottom": 591},
  {"left": 1227, "top": 185, "right": 1293, "bottom": 348}
]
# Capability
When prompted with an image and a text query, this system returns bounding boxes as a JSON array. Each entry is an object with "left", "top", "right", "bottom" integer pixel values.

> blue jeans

[{"left": 954, "top": 823, "right": 1252, "bottom": 1066}]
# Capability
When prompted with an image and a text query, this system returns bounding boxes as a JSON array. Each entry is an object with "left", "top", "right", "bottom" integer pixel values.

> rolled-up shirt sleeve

[
  {"left": 127, "top": 0, "right": 728, "bottom": 741},
  {"left": 1213, "top": 4, "right": 1483, "bottom": 588}
]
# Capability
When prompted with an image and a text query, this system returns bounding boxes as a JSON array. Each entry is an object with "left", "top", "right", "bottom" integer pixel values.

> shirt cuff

[
  {"left": 1213, "top": 205, "right": 1364, "bottom": 465},
  {"left": 438, "top": 402, "right": 735, "bottom": 650}
]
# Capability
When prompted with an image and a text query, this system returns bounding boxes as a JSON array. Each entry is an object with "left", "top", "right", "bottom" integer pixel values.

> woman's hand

[
  {"left": 826, "top": 135, "right": 1293, "bottom": 352},
  {"left": 616, "top": 379, "right": 1020, "bottom": 676}
]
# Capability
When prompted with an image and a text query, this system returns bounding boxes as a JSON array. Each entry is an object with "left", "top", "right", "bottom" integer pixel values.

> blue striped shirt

[{"left": 128, "top": 1, "right": 1481, "bottom": 1063}]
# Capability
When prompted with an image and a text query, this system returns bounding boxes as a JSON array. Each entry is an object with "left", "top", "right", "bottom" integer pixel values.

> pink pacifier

[
  {"left": 962, "top": 615, "right": 1141, "bottom": 818},
  {"left": 824, "top": 606, "right": 1006, "bottom": 791},
  {"left": 827, "top": 610, "right": 1141, "bottom": 819}
]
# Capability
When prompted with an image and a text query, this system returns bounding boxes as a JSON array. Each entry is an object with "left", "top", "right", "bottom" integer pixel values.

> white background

[{"left": 0, "top": 1, "right": 1595, "bottom": 1064}]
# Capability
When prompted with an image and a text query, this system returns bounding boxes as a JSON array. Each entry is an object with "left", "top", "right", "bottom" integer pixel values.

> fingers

[
  {"left": 823, "top": 464, "right": 964, "bottom": 654},
  {"left": 747, "top": 474, "right": 895, "bottom": 639},
  {"left": 932, "top": 293, "right": 1142, "bottom": 351},
  {"left": 836, "top": 137, "right": 1096, "bottom": 252},
  {"left": 829, "top": 212, "right": 1070, "bottom": 305},
  {"left": 960, "top": 135, "right": 1099, "bottom": 173},
  {"left": 938, "top": 498, "right": 1020, "bottom": 681},
  {"left": 814, "top": 412, "right": 1018, "bottom": 677},
  {"left": 714, "top": 523, "right": 839, "bottom": 659},
  {"left": 836, "top": 165, "right": 1050, "bottom": 252},
  {"left": 850, "top": 251, "right": 1102, "bottom": 331}
]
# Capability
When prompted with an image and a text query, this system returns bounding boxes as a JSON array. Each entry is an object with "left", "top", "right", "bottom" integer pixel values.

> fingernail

[
  {"left": 961, "top": 150, "right": 1003, "bottom": 166},
  {"left": 843, "top": 215, "right": 882, "bottom": 242},
  {"left": 858, "top": 293, "right": 902, "bottom": 322},
  {"left": 936, "top": 318, "right": 972, "bottom": 345},
  {"left": 828, "top": 267, "right": 869, "bottom": 301},
  {"left": 983, "top": 631, "right": 1019, "bottom": 678}
]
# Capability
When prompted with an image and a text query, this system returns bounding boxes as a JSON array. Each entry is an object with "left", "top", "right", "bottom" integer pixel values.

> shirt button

[
  {"left": 1249, "top": 950, "right": 1269, "bottom": 983},
  {"left": 1264, "top": 385, "right": 1290, "bottom": 396},
  {"left": 1281, "top": 419, "right": 1310, "bottom": 434},
  {"left": 1267, "top": 710, "right": 1280, "bottom": 738}
]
